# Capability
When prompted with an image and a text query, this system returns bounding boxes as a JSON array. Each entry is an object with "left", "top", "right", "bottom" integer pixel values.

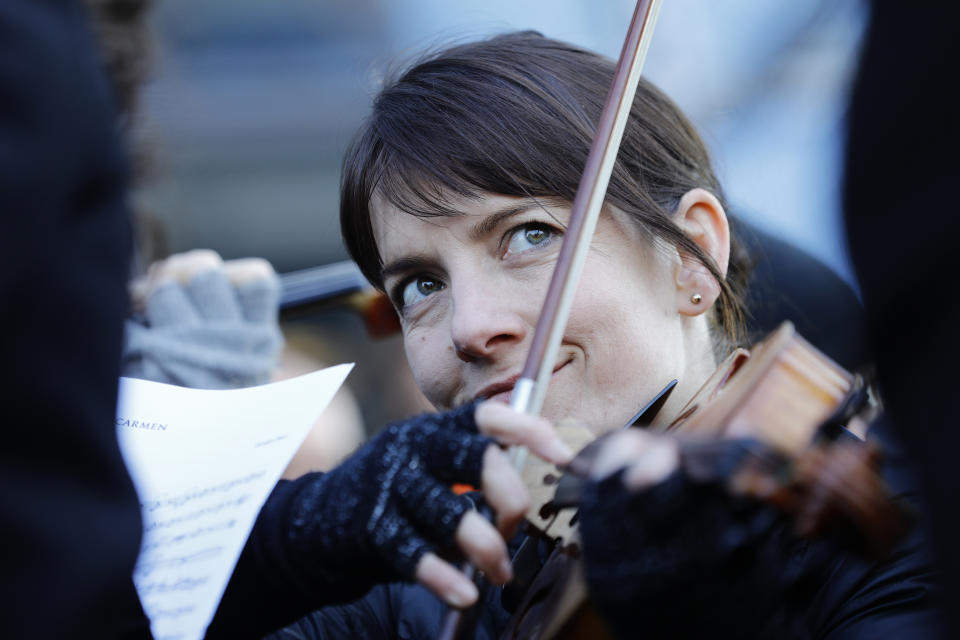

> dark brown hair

[{"left": 341, "top": 31, "right": 748, "bottom": 351}]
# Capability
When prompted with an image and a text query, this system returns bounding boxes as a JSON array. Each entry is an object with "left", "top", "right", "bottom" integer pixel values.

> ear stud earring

[{"left": 690, "top": 293, "right": 703, "bottom": 304}]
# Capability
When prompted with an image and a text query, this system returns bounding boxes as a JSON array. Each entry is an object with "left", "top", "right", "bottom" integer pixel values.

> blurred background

[{"left": 126, "top": 0, "right": 867, "bottom": 434}]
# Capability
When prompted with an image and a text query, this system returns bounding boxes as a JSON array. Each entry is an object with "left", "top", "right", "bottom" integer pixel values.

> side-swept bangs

[{"left": 341, "top": 31, "right": 747, "bottom": 348}]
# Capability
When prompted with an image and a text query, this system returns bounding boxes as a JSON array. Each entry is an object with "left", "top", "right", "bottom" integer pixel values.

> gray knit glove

[{"left": 122, "top": 269, "right": 283, "bottom": 389}]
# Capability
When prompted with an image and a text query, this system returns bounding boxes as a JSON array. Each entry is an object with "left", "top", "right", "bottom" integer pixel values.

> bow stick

[
  {"left": 440, "top": 3, "right": 664, "bottom": 637},
  {"left": 508, "top": 0, "right": 663, "bottom": 469}
]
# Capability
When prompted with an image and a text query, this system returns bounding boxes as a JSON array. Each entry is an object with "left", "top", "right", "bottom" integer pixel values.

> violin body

[
  {"left": 659, "top": 322, "right": 854, "bottom": 453},
  {"left": 502, "top": 322, "right": 899, "bottom": 640}
]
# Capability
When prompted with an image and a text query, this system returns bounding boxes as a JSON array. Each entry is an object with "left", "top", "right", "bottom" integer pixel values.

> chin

[{"left": 539, "top": 398, "right": 581, "bottom": 426}]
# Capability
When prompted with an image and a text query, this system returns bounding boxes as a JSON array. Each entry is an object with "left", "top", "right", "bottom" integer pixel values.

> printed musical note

[{"left": 116, "top": 365, "right": 353, "bottom": 640}]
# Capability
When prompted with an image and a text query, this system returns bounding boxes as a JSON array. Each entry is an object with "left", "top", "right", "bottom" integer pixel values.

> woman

[
  {"left": 340, "top": 38, "right": 743, "bottom": 437},
  {"left": 261, "top": 31, "right": 940, "bottom": 638}
]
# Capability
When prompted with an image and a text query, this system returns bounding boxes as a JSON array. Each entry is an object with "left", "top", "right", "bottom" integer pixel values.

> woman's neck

[{"left": 649, "top": 321, "right": 722, "bottom": 429}]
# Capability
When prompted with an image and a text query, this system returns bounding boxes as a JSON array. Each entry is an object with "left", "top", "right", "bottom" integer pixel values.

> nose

[{"left": 450, "top": 279, "right": 528, "bottom": 363}]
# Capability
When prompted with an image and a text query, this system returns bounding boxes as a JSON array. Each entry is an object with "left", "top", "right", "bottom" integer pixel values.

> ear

[{"left": 672, "top": 188, "right": 730, "bottom": 317}]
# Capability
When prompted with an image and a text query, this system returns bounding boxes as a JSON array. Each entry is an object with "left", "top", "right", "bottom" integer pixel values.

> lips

[
  {"left": 473, "top": 374, "right": 520, "bottom": 404},
  {"left": 471, "top": 359, "right": 572, "bottom": 405}
]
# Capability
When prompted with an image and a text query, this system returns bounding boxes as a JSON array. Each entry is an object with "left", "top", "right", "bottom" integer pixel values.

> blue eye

[
  {"left": 398, "top": 275, "right": 443, "bottom": 309},
  {"left": 505, "top": 224, "right": 554, "bottom": 255}
]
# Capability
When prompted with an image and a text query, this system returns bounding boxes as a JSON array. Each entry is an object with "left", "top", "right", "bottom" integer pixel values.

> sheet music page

[{"left": 115, "top": 364, "right": 353, "bottom": 640}]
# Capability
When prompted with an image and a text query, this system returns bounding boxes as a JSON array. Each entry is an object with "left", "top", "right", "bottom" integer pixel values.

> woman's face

[{"left": 371, "top": 192, "right": 707, "bottom": 434}]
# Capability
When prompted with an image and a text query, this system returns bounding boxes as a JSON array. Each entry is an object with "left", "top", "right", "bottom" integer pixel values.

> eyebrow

[
  {"left": 468, "top": 202, "right": 538, "bottom": 240},
  {"left": 379, "top": 200, "right": 549, "bottom": 281},
  {"left": 381, "top": 255, "right": 436, "bottom": 281}
]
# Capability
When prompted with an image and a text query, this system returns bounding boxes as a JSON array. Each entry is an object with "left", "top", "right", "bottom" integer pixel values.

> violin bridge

[{"left": 521, "top": 418, "right": 594, "bottom": 545}]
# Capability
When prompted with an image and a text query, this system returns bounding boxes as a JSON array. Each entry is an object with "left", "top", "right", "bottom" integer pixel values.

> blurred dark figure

[
  {"left": 0, "top": 0, "right": 149, "bottom": 637},
  {"left": 844, "top": 1, "right": 960, "bottom": 633},
  {"left": 737, "top": 220, "right": 868, "bottom": 371},
  {"left": 84, "top": 0, "right": 152, "bottom": 130},
  {"left": 83, "top": 0, "right": 169, "bottom": 270}
]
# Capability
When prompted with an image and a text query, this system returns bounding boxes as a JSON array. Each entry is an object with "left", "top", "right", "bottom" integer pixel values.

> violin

[{"left": 501, "top": 321, "right": 907, "bottom": 639}]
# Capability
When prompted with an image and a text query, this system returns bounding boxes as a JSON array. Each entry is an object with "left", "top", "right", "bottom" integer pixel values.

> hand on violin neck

[{"left": 588, "top": 430, "right": 680, "bottom": 490}]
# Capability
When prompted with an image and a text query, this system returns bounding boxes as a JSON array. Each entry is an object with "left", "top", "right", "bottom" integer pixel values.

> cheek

[
  {"left": 402, "top": 326, "right": 458, "bottom": 410},
  {"left": 583, "top": 310, "right": 654, "bottom": 384},
  {"left": 567, "top": 261, "right": 678, "bottom": 388}
]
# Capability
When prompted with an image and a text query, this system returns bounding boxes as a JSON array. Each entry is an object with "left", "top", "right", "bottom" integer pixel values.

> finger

[
  {"left": 588, "top": 431, "right": 650, "bottom": 479},
  {"left": 453, "top": 510, "right": 513, "bottom": 585},
  {"left": 395, "top": 466, "right": 471, "bottom": 544},
  {"left": 372, "top": 513, "right": 433, "bottom": 580},
  {"left": 222, "top": 257, "right": 275, "bottom": 286},
  {"left": 142, "top": 249, "right": 223, "bottom": 322},
  {"left": 144, "top": 281, "right": 201, "bottom": 328},
  {"left": 147, "top": 249, "right": 223, "bottom": 290},
  {"left": 224, "top": 258, "right": 279, "bottom": 324},
  {"left": 621, "top": 438, "right": 680, "bottom": 491},
  {"left": 589, "top": 430, "right": 678, "bottom": 490},
  {"left": 420, "top": 417, "right": 492, "bottom": 487},
  {"left": 480, "top": 445, "right": 529, "bottom": 537},
  {"left": 184, "top": 269, "right": 243, "bottom": 322},
  {"left": 475, "top": 401, "right": 573, "bottom": 465},
  {"left": 414, "top": 552, "right": 479, "bottom": 609},
  {"left": 129, "top": 275, "right": 149, "bottom": 311},
  {"left": 228, "top": 269, "right": 280, "bottom": 325}
]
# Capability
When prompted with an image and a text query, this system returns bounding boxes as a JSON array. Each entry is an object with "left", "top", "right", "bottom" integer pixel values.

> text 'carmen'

[{"left": 117, "top": 418, "right": 168, "bottom": 431}]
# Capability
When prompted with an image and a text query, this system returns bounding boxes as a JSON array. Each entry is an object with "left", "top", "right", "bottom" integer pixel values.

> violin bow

[
  {"left": 507, "top": 0, "right": 663, "bottom": 469},
  {"left": 441, "top": 2, "right": 664, "bottom": 637}
]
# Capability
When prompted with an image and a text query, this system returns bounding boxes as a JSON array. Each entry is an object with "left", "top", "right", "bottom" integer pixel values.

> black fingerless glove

[
  {"left": 579, "top": 468, "right": 806, "bottom": 639},
  {"left": 280, "top": 400, "right": 493, "bottom": 593},
  {"left": 208, "top": 402, "right": 493, "bottom": 638}
]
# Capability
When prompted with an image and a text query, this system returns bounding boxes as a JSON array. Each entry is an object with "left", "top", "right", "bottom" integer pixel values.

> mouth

[{"left": 472, "top": 359, "right": 572, "bottom": 405}]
